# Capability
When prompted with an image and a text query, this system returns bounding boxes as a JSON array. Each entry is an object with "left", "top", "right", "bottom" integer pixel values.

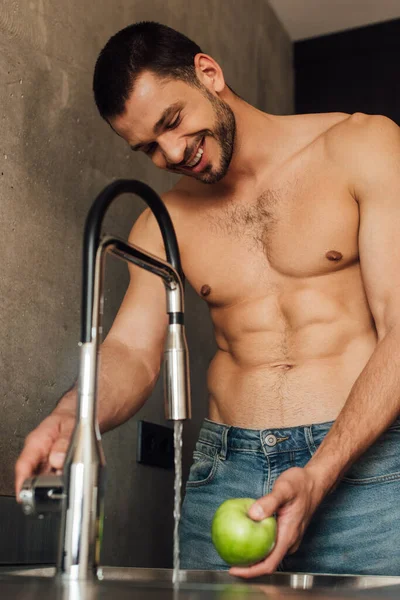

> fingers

[
  {"left": 248, "top": 478, "right": 296, "bottom": 521},
  {"left": 15, "top": 428, "right": 53, "bottom": 499},
  {"left": 229, "top": 513, "right": 299, "bottom": 578},
  {"left": 48, "top": 415, "right": 75, "bottom": 468},
  {"left": 15, "top": 413, "right": 75, "bottom": 499},
  {"left": 48, "top": 437, "right": 70, "bottom": 470},
  {"left": 288, "top": 540, "right": 301, "bottom": 554},
  {"left": 231, "top": 469, "right": 311, "bottom": 578}
]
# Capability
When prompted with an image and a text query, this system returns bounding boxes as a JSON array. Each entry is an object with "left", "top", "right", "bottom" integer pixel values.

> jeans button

[{"left": 265, "top": 434, "right": 277, "bottom": 447}]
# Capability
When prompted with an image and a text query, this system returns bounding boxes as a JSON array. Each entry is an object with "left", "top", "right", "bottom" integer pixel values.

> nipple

[
  {"left": 201, "top": 284, "right": 211, "bottom": 297},
  {"left": 326, "top": 250, "right": 343, "bottom": 262}
]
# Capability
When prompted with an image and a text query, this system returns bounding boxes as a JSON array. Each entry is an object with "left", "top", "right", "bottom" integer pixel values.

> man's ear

[{"left": 194, "top": 53, "right": 226, "bottom": 94}]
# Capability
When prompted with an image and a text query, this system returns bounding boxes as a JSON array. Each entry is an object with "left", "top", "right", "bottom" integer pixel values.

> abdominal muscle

[{"left": 206, "top": 298, "right": 378, "bottom": 429}]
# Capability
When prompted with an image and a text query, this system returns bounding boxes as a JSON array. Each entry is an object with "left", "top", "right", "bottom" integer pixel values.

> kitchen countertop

[{"left": 2, "top": 567, "right": 400, "bottom": 599}]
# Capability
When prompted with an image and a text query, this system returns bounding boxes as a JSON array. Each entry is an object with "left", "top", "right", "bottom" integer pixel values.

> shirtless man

[{"left": 15, "top": 22, "right": 400, "bottom": 577}]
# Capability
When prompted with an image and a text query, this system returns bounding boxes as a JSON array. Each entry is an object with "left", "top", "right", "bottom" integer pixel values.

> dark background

[{"left": 295, "top": 18, "right": 400, "bottom": 125}]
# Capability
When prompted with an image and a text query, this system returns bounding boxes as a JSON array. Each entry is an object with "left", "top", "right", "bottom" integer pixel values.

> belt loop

[
  {"left": 219, "top": 426, "right": 229, "bottom": 460},
  {"left": 305, "top": 426, "right": 316, "bottom": 455}
]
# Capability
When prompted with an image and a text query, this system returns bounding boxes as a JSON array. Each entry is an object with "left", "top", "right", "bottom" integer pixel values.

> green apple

[{"left": 211, "top": 498, "right": 277, "bottom": 566}]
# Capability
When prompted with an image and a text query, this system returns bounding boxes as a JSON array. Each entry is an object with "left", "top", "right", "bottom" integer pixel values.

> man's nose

[{"left": 157, "top": 134, "right": 187, "bottom": 167}]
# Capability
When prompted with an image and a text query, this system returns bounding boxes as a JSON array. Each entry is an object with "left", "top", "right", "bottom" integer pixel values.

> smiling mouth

[
  {"left": 183, "top": 138, "right": 205, "bottom": 170},
  {"left": 186, "top": 140, "right": 204, "bottom": 168},
  {"left": 166, "top": 138, "right": 206, "bottom": 174}
]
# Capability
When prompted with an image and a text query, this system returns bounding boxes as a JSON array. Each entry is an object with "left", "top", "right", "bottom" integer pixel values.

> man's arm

[
  {"left": 15, "top": 206, "right": 170, "bottom": 496},
  {"left": 305, "top": 114, "right": 400, "bottom": 488},
  {"left": 231, "top": 113, "right": 400, "bottom": 577}
]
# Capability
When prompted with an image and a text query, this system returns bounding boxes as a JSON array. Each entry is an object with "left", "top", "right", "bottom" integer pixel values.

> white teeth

[{"left": 187, "top": 147, "right": 203, "bottom": 168}]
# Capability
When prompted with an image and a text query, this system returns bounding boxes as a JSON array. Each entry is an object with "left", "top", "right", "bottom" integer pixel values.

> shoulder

[
  {"left": 324, "top": 112, "right": 400, "bottom": 197},
  {"left": 325, "top": 112, "right": 400, "bottom": 160},
  {"left": 127, "top": 179, "right": 191, "bottom": 256}
]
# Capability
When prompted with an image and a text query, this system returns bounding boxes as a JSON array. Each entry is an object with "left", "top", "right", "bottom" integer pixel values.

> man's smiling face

[{"left": 109, "top": 70, "right": 236, "bottom": 184}]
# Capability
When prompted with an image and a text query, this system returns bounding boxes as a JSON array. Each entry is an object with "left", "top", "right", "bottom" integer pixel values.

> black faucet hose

[{"left": 81, "top": 179, "right": 184, "bottom": 343}]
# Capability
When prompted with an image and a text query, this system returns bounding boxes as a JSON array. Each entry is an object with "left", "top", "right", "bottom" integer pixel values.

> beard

[
  {"left": 175, "top": 86, "right": 236, "bottom": 185},
  {"left": 199, "top": 88, "right": 236, "bottom": 184}
]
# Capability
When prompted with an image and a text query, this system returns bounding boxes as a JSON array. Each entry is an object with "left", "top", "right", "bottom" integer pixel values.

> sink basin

[{"left": 2, "top": 566, "right": 400, "bottom": 599}]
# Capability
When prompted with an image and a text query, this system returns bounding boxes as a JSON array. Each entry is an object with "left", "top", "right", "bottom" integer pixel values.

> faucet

[{"left": 19, "top": 179, "right": 191, "bottom": 579}]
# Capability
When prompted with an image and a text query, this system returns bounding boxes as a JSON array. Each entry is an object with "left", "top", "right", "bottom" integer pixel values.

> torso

[{"left": 165, "top": 112, "right": 377, "bottom": 428}]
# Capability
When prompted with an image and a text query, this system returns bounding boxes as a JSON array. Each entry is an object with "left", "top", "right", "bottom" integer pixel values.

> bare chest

[{"left": 177, "top": 163, "right": 360, "bottom": 306}]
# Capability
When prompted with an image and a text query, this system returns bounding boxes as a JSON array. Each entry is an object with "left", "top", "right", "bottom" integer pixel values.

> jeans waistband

[{"left": 199, "top": 417, "right": 335, "bottom": 455}]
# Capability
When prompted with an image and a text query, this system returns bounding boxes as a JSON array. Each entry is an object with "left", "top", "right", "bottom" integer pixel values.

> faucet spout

[{"left": 103, "top": 234, "right": 191, "bottom": 421}]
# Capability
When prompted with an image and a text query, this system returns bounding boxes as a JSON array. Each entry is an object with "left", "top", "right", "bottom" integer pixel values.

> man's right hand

[{"left": 15, "top": 408, "right": 75, "bottom": 500}]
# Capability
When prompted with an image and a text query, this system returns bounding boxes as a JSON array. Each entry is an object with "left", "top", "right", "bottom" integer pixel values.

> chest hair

[{"left": 207, "top": 189, "right": 282, "bottom": 255}]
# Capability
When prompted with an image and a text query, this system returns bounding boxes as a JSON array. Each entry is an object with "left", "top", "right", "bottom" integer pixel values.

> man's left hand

[{"left": 229, "top": 467, "right": 324, "bottom": 578}]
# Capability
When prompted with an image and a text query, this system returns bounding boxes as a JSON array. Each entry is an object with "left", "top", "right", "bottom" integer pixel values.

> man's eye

[{"left": 166, "top": 115, "right": 181, "bottom": 130}]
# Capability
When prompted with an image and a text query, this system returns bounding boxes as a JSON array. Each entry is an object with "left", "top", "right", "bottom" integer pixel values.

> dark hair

[{"left": 93, "top": 22, "right": 204, "bottom": 120}]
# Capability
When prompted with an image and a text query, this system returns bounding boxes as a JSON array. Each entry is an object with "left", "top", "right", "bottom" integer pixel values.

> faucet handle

[{"left": 19, "top": 474, "right": 65, "bottom": 517}]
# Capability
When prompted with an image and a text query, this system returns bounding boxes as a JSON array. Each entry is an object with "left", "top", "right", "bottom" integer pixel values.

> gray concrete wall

[{"left": 0, "top": 0, "right": 293, "bottom": 567}]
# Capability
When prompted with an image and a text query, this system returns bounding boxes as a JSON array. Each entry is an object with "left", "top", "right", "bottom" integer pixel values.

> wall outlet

[{"left": 136, "top": 420, "right": 174, "bottom": 469}]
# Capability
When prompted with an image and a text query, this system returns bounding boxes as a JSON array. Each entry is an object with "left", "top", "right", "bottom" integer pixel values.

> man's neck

[{"left": 218, "top": 93, "right": 281, "bottom": 191}]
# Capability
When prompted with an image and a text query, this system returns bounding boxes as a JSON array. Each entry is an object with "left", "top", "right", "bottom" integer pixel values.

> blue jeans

[{"left": 180, "top": 417, "right": 400, "bottom": 575}]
